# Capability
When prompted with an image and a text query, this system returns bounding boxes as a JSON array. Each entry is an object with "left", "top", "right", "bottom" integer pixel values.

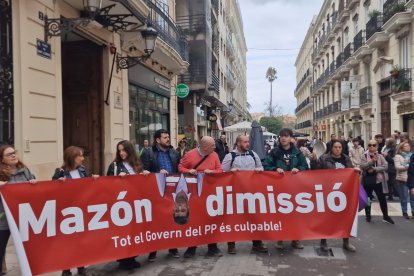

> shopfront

[{"left": 129, "top": 64, "right": 171, "bottom": 148}]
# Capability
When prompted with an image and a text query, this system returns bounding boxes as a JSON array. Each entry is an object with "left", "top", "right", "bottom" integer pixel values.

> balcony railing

[
  {"left": 383, "top": 0, "right": 408, "bottom": 24},
  {"left": 179, "top": 63, "right": 207, "bottom": 85},
  {"left": 146, "top": 0, "right": 188, "bottom": 61},
  {"left": 211, "top": 71, "right": 220, "bottom": 93},
  {"left": 294, "top": 69, "right": 310, "bottom": 94},
  {"left": 360, "top": 86, "right": 373, "bottom": 105},
  {"left": 333, "top": 101, "right": 341, "bottom": 113},
  {"left": 391, "top": 68, "right": 412, "bottom": 93},
  {"left": 295, "top": 97, "right": 310, "bottom": 114},
  {"left": 366, "top": 14, "right": 384, "bottom": 40},
  {"left": 353, "top": 30, "right": 365, "bottom": 52},
  {"left": 296, "top": 120, "right": 312, "bottom": 130},
  {"left": 336, "top": 53, "right": 344, "bottom": 68},
  {"left": 343, "top": 42, "right": 353, "bottom": 61},
  {"left": 329, "top": 61, "right": 336, "bottom": 76}
]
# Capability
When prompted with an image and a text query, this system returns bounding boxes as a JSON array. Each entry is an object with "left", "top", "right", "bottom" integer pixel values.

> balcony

[
  {"left": 366, "top": 14, "right": 384, "bottom": 40},
  {"left": 294, "top": 69, "right": 311, "bottom": 95},
  {"left": 343, "top": 42, "right": 354, "bottom": 61},
  {"left": 227, "top": 68, "right": 236, "bottom": 90},
  {"left": 348, "top": 0, "right": 360, "bottom": 10},
  {"left": 336, "top": 53, "right": 344, "bottom": 68},
  {"left": 295, "top": 97, "right": 312, "bottom": 114},
  {"left": 333, "top": 101, "right": 341, "bottom": 114},
  {"left": 353, "top": 30, "right": 365, "bottom": 53},
  {"left": 360, "top": 86, "right": 373, "bottom": 106},
  {"left": 391, "top": 68, "right": 412, "bottom": 102},
  {"left": 296, "top": 120, "right": 312, "bottom": 130},
  {"left": 383, "top": 0, "right": 408, "bottom": 24},
  {"left": 147, "top": 0, "right": 188, "bottom": 62},
  {"left": 211, "top": 0, "right": 219, "bottom": 17},
  {"left": 227, "top": 34, "right": 235, "bottom": 61}
]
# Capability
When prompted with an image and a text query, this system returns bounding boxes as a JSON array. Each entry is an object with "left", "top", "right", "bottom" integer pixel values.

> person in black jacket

[
  {"left": 140, "top": 129, "right": 181, "bottom": 261},
  {"left": 215, "top": 134, "right": 229, "bottom": 162},
  {"left": 382, "top": 138, "right": 397, "bottom": 200},
  {"left": 325, "top": 134, "right": 336, "bottom": 153},
  {"left": 107, "top": 140, "right": 149, "bottom": 270}
]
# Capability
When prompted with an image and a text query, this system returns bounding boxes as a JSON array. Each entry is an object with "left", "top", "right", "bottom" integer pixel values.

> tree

[
  {"left": 263, "top": 102, "right": 282, "bottom": 117},
  {"left": 260, "top": 116, "right": 283, "bottom": 134},
  {"left": 265, "top": 67, "right": 277, "bottom": 116}
]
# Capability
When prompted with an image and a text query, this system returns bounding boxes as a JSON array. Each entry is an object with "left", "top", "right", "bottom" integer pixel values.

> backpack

[{"left": 230, "top": 150, "right": 257, "bottom": 167}]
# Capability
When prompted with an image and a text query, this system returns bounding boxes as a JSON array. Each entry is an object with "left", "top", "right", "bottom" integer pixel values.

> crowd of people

[{"left": 0, "top": 128, "right": 414, "bottom": 275}]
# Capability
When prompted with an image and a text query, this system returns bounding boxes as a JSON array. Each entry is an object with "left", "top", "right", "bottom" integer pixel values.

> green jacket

[{"left": 264, "top": 144, "right": 309, "bottom": 171}]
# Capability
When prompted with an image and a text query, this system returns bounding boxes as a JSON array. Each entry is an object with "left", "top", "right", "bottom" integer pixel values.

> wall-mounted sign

[
  {"left": 36, "top": 39, "right": 51, "bottom": 59},
  {"left": 176, "top": 83, "right": 190, "bottom": 98}
]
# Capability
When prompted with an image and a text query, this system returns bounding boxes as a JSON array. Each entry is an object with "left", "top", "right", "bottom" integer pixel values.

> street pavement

[{"left": 4, "top": 201, "right": 414, "bottom": 276}]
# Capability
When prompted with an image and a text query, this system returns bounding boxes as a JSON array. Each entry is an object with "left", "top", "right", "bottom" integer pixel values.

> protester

[
  {"left": 340, "top": 136, "right": 349, "bottom": 156},
  {"left": 297, "top": 139, "right": 312, "bottom": 168},
  {"left": 349, "top": 138, "right": 364, "bottom": 167},
  {"left": 176, "top": 139, "right": 189, "bottom": 158},
  {"left": 310, "top": 140, "right": 358, "bottom": 252},
  {"left": 347, "top": 136, "right": 353, "bottom": 152},
  {"left": 398, "top": 132, "right": 414, "bottom": 152},
  {"left": 264, "top": 128, "right": 308, "bottom": 250},
  {"left": 394, "top": 142, "right": 414, "bottom": 219},
  {"left": 107, "top": 140, "right": 150, "bottom": 270},
  {"left": 215, "top": 134, "right": 229, "bottom": 162},
  {"left": 382, "top": 138, "right": 397, "bottom": 200},
  {"left": 325, "top": 134, "right": 336, "bottom": 153},
  {"left": 406, "top": 154, "right": 414, "bottom": 198},
  {"left": 360, "top": 140, "right": 394, "bottom": 224},
  {"left": 221, "top": 135, "right": 268, "bottom": 254},
  {"left": 140, "top": 129, "right": 181, "bottom": 261},
  {"left": 52, "top": 146, "right": 98, "bottom": 276},
  {"left": 178, "top": 136, "right": 223, "bottom": 258},
  {"left": 375, "top": 134, "right": 385, "bottom": 153},
  {"left": 357, "top": 135, "right": 365, "bottom": 149},
  {"left": 138, "top": 139, "right": 150, "bottom": 157},
  {"left": 0, "top": 145, "right": 36, "bottom": 275},
  {"left": 393, "top": 131, "right": 401, "bottom": 145}
]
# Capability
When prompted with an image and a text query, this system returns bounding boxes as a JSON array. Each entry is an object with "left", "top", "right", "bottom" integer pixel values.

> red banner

[{"left": 0, "top": 170, "right": 359, "bottom": 275}]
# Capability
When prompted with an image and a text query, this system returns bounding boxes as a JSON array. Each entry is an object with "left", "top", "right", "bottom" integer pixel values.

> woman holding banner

[
  {"left": 52, "top": 146, "right": 98, "bottom": 276},
  {"left": 310, "top": 140, "right": 358, "bottom": 252},
  {"left": 107, "top": 140, "right": 149, "bottom": 270},
  {"left": 0, "top": 144, "right": 37, "bottom": 275}
]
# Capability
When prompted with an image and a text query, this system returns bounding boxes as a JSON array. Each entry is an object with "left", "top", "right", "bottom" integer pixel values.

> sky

[{"left": 239, "top": 0, "right": 324, "bottom": 115}]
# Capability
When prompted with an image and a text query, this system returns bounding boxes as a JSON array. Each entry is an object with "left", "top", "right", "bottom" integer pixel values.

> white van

[{"left": 263, "top": 132, "right": 278, "bottom": 147}]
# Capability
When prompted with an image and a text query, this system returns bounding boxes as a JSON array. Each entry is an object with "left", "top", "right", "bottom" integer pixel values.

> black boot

[{"left": 365, "top": 206, "right": 371, "bottom": 222}]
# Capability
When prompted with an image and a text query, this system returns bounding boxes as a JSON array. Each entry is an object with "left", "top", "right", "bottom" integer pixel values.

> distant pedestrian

[
  {"left": 221, "top": 135, "right": 268, "bottom": 254},
  {"left": 382, "top": 138, "right": 397, "bottom": 200},
  {"left": 325, "top": 134, "right": 336, "bottom": 153},
  {"left": 215, "top": 134, "right": 229, "bottom": 162},
  {"left": 360, "top": 140, "right": 394, "bottom": 224},
  {"left": 398, "top": 132, "right": 414, "bottom": 152},
  {"left": 176, "top": 139, "right": 189, "bottom": 158},
  {"left": 138, "top": 139, "right": 150, "bottom": 157},
  {"left": 394, "top": 142, "right": 414, "bottom": 219},
  {"left": 349, "top": 138, "right": 364, "bottom": 167}
]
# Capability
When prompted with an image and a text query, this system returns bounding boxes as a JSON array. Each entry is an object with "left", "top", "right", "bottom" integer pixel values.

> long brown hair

[
  {"left": 0, "top": 144, "right": 26, "bottom": 181},
  {"left": 115, "top": 140, "right": 143, "bottom": 173},
  {"left": 62, "top": 146, "right": 84, "bottom": 171}
]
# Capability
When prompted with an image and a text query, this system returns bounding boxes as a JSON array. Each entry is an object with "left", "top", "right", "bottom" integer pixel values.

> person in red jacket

[{"left": 178, "top": 136, "right": 223, "bottom": 258}]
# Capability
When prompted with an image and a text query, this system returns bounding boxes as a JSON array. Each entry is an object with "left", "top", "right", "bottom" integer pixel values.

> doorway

[{"left": 61, "top": 39, "right": 103, "bottom": 175}]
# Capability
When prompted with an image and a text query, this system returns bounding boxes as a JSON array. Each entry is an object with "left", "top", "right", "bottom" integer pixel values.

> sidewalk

[{"left": 4, "top": 201, "right": 410, "bottom": 276}]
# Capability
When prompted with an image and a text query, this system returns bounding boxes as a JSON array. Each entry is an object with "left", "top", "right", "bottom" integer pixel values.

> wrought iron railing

[
  {"left": 294, "top": 69, "right": 310, "bottom": 94},
  {"left": 343, "top": 42, "right": 353, "bottom": 61},
  {"left": 296, "top": 120, "right": 312, "bottom": 130},
  {"left": 383, "top": 0, "right": 408, "bottom": 24},
  {"left": 179, "top": 64, "right": 207, "bottom": 85},
  {"left": 329, "top": 61, "right": 336, "bottom": 76},
  {"left": 353, "top": 30, "right": 365, "bottom": 52},
  {"left": 336, "top": 53, "right": 344, "bottom": 68},
  {"left": 360, "top": 86, "right": 373, "bottom": 105},
  {"left": 366, "top": 14, "right": 384, "bottom": 40},
  {"left": 146, "top": 0, "right": 188, "bottom": 61},
  {"left": 211, "top": 71, "right": 220, "bottom": 93},
  {"left": 0, "top": 0, "right": 14, "bottom": 144},
  {"left": 391, "top": 68, "right": 412, "bottom": 93},
  {"left": 295, "top": 97, "right": 310, "bottom": 114}
]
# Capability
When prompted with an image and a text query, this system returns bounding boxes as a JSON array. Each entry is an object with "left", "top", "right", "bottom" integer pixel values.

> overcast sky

[{"left": 239, "top": 0, "right": 324, "bottom": 115}]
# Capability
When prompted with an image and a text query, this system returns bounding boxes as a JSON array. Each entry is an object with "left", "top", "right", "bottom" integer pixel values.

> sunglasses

[{"left": 368, "top": 144, "right": 377, "bottom": 147}]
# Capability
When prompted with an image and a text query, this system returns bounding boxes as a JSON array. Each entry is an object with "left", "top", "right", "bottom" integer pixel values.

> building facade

[
  {"left": 0, "top": 0, "right": 188, "bottom": 179},
  {"left": 295, "top": 0, "right": 414, "bottom": 142},
  {"left": 175, "top": 0, "right": 249, "bottom": 142}
]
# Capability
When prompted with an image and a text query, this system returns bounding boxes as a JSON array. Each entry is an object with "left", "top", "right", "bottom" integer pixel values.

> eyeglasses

[
  {"left": 4, "top": 151, "right": 17, "bottom": 157},
  {"left": 368, "top": 144, "right": 377, "bottom": 147}
]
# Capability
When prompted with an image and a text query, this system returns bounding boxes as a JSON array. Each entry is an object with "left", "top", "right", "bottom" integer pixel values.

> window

[{"left": 400, "top": 36, "right": 409, "bottom": 69}]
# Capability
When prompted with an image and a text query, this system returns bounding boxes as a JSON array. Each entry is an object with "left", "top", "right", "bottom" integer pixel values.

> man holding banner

[
  {"left": 221, "top": 135, "right": 268, "bottom": 254},
  {"left": 178, "top": 136, "right": 223, "bottom": 258},
  {"left": 264, "top": 128, "right": 309, "bottom": 250}
]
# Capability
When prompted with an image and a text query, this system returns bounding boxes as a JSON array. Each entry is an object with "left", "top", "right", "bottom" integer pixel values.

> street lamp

[
  {"left": 83, "top": 0, "right": 102, "bottom": 15},
  {"left": 116, "top": 26, "right": 158, "bottom": 71}
]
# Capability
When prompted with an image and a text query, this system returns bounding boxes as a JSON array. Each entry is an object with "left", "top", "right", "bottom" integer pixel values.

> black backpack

[{"left": 230, "top": 150, "right": 257, "bottom": 167}]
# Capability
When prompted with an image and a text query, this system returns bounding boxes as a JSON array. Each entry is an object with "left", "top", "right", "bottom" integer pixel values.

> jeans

[{"left": 396, "top": 180, "right": 414, "bottom": 214}]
